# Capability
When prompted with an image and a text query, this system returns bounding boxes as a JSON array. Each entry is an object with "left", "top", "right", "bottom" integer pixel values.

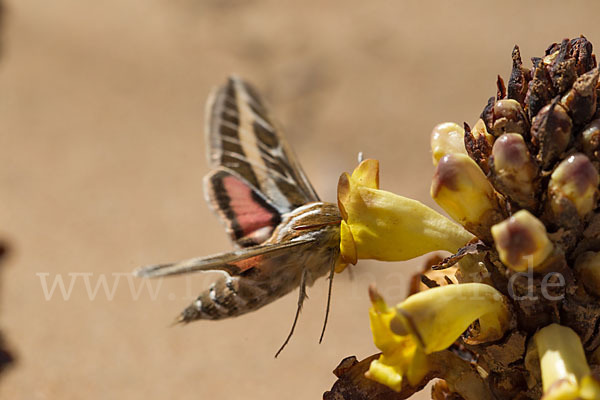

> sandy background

[{"left": 1, "top": 1, "right": 600, "bottom": 399}]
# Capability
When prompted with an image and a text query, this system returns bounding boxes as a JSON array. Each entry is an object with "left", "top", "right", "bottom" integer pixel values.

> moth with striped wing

[{"left": 136, "top": 76, "right": 342, "bottom": 356}]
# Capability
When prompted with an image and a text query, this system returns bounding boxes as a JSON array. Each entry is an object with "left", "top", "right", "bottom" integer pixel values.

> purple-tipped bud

[
  {"left": 482, "top": 99, "right": 529, "bottom": 137},
  {"left": 490, "top": 133, "right": 538, "bottom": 209},
  {"left": 548, "top": 154, "right": 599, "bottom": 219},
  {"left": 491, "top": 210, "right": 554, "bottom": 272},
  {"left": 582, "top": 119, "right": 600, "bottom": 162},
  {"left": 431, "top": 153, "right": 504, "bottom": 243}
]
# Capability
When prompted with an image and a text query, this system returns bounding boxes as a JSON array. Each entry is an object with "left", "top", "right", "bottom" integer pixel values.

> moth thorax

[{"left": 271, "top": 202, "right": 341, "bottom": 243}]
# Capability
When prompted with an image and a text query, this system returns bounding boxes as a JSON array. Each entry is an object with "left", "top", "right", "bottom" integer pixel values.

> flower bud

[
  {"left": 507, "top": 45, "right": 530, "bottom": 106},
  {"left": 531, "top": 101, "right": 573, "bottom": 169},
  {"left": 526, "top": 57, "right": 554, "bottom": 120},
  {"left": 464, "top": 120, "right": 494, "bottom": 174},
  {"left": 430, "top": 122, "right": 467, "bottom": 166},
  {"left": 547, "top": 39, "right": 577, "bottom": 95},
  {"left": 574, "top": 251, "right": 600, "bottom": 297},
  {"left": 533, "top": 324, "right": 600, "bottom": 400},
  {"left": 582, "top": 119, "right": 600, "bottom": 162},
  {"left": 431, "top": 153, "right": 504, "bottom": 242},
  {"left": 482, "top": 99, "right": 529, "bottom": 137},
  {"left": 569, "top": 36, "right": 596, "bottom": 76},
  {"left": 491, "top": 210, "right": 554, "bottom": 272},
  {"left": 490, "top": 133, "right": 538, "bottom": 209},
  {"left": 548, "top": 154, "right": 599, "bottom": 218},
  {"left": 561, "top": 67, "right": 599, "bottom": 126}
]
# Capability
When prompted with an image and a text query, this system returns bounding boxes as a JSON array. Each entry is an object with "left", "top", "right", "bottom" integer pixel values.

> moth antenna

[
  {"left": 318, "top": 261, "right": 336, "bottom": 344},
  {"left": 169, "top": 315, "right": 185, "bottom": 327},
  {"left": 275, "top": 269, "right": 308, "bottom": 358},
  {"left": 357, "top": 151, "right": 364, "bottom": 163}
]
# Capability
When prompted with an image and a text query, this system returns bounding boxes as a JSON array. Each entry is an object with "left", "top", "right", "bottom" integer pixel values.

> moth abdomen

[{"left": 178, "top": 275, "right": 270, "bottom": 323}]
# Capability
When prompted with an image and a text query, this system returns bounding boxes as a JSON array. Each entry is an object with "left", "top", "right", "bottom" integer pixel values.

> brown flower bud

[
  {"left": 464, "top": 120, "right": 494, "bottom": 174},
  {"left": 569, "top": 36, "right": 596, "bottom": 76},
  {"left": 496, "top": 75, "right": 506, "bottom": 100},
  {"left": 525, "top": 57, "right": 555, "bottom": 120},
  {"left": 507, "top": 45, "right": 530, "bottom": 106},
  {"left": 561, "top": 67, "right": 599, "bottom": 125},
  {"left": 547, "top": 39, "right": 577, "bottom": 95},
  {"left": 548, "top": 153, "right": 599, "bottom": 219},
  {"left": 531, "top": 100, "right": 573, "bottom": 169},
  {"left": 490, "top": 133, "right": 538, "bottom": 209},
  {"left": 491, "top": 210, "right": 554, "bottom": 272},
  {"left": 431, "top": 153, "right": 504, "bottom": 243},
  {"left": 582, "top": 118, "right": 600, "bottom": 162},
  {"left": 574, "top": 251, "right": 600, "bottom": 297}
]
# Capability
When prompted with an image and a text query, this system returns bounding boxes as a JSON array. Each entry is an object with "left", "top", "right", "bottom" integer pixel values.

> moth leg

[
  {"left": 319, "top": 260, "right": 336, "bottom": 343},
  {"left": 274, "top": 268, "right": 308, "bottom": 358}
]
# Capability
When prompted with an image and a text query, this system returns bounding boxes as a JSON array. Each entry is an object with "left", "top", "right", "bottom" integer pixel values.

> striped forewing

[{"left": 205, "top": 76, "right": 321, "bottom": 247}]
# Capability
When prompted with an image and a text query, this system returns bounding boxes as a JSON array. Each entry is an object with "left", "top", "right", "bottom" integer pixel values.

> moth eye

[
  {"left": 225, "top": 277, "right": 236, "bottom": 292},
  {"left": 209, "top": 285, "right": 218, "bottom": 301}
]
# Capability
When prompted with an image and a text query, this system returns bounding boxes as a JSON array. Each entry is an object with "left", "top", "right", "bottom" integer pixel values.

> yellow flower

[
  {"left": 534, "top": 324, "right": 600, "bottom": 400},
  {"left": 366, "top": 283, "right": 511, "bottom": 392},
  {"left": 337, "top": 159, "right": 474, "bottom": 270}
]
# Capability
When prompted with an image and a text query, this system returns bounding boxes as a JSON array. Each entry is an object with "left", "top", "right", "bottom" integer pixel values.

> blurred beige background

[{"left": 1, "top": 1, "right": 600, "bottom": 399}]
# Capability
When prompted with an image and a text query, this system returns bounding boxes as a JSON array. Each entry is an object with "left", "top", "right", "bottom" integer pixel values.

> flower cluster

[{"left": 331, "top": 37, "right": 600, "bottom": 400}]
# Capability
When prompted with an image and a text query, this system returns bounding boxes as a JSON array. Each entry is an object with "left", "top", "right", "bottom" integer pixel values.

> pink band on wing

[{"left": 223, "top": 175, "right": 277, "bottom": 237}]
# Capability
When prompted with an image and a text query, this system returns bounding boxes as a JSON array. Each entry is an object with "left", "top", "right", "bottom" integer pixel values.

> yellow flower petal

[
  {"left": 366, "top": 284, "right": 510, "bottom": 392},
  {"left": 394, "top": 283, "right": 511, "bottom": 350},
  {"left": 339, "top": 220, "right": 357, "bottom": 266},
  {"left": 366, "top": 286, "right": 430, "bottom": 390},
  {"left": 351, "top": 158, "right": 379, "bottom": 189},
  {"left": 337, "top": 159, "right": 474, "bottom": 263}
]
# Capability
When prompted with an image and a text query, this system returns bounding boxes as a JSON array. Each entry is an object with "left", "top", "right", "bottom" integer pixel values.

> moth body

[{"left": 179, "top": 202, "right": 340, "bottom": 322}]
